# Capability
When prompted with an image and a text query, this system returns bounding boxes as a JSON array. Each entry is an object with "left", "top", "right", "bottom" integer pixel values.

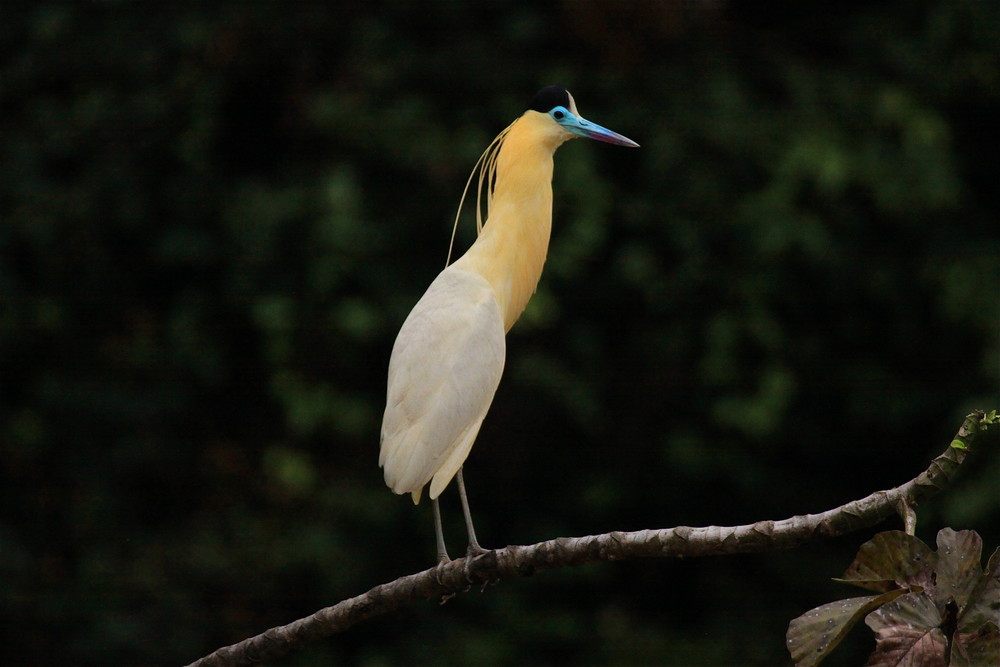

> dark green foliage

[{"left": 1, "top": 1, "right": 998, "bottom": 664}]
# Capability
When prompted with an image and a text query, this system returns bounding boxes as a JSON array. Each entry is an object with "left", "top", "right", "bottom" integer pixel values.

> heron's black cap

[{"left": 529, "top": 85, "right": 571, "bottom": 113}]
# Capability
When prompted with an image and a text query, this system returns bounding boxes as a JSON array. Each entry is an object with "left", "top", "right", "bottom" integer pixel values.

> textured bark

[{"left": 187, "top": 411, "right": 986, "bottom": 667}]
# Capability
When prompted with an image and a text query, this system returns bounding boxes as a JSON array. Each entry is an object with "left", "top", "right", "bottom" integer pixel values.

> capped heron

[{"left": 380, "top": 86, "right": 638, "bottom": 562}]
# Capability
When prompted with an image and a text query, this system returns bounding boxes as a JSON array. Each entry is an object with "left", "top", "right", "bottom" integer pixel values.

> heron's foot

[
  {"left": 434, "top": 558, "right": 449, "bottom": 586},
  {"left": 434, "top": 560, "right": 458, "bottom": 604},
  {"left": 466, "top": 541, "right": 487, "bottom": 559},
  {"left": 435, "top": 538, "right": 451, "bottom": 568},
  {"left": 461, "top": 542, "right": 489, "bottom": 584}
]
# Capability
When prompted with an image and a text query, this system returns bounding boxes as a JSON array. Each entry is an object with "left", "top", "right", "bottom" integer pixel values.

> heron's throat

[{"left": 453, "top": 115, "right": 562, "bottom": 331}]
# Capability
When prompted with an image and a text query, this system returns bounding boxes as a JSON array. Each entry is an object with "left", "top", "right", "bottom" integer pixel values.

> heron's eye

[{"left": 550, "top": 107, "right": 567, "bottom": 121}]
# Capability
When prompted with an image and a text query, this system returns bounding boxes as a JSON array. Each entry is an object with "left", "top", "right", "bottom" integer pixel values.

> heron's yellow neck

[{"left": 453, "top": 111, "right": 571, "bottom": 331}]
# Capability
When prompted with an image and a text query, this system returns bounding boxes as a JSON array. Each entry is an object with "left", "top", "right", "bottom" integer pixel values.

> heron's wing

[{"left": 379, "top": 266, "right": 505, "bottom": 502}]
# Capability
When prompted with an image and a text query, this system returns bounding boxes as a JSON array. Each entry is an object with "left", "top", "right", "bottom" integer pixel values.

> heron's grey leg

[
  {"left": 456, "top": 467, "right": 485, "bottom": 556},
  {"left": 432, "top": 497, "right": 450, "bottom": 564}
]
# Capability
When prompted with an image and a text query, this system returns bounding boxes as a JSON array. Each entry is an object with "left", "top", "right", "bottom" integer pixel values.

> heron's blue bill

[{"left": 555, "top": 108, "right": 639, "bottom": 148}]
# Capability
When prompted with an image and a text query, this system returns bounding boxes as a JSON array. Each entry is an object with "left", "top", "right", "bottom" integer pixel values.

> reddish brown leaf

[
  {"left": 866, "top": 590, "right": 943, "bottom": 634},
  {"left": 987, "top": 546, "right": 1000, "bottom": 576},
  {"left": 865, "top": 625, "right": 948, "bottom": 667},
  {"left": 957, "top": 546, "right": 1000, "bottom": 634},
  {"left": 786, "top": 590, "right": 909, "bottom": 667},
  {"left": 865, "top": 592, "right": 948, "bottom": 666},
  {"left": 951, "top": 623, "right": 1000, "bottom": 667},
  {"left": 837, "top": 531, "right": 937, "bottom": 592},
  {"left": 932, "top": 528, "right": 984, "bottom": 610},
  {"left": 790, "top": 530, "right": 998, "bottom": 667}
]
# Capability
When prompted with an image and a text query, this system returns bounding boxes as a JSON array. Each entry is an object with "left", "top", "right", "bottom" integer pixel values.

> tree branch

[{"left": 187, "top": 411, "right": 987, "bottom": 667}]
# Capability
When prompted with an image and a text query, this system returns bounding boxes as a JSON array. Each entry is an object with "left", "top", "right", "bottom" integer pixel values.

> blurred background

[{"left": 2, "top": 1, "right": 998, "bottom": 665}]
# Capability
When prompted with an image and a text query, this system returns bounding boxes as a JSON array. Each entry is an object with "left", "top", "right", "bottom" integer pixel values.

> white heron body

[{"left": 379, "top": 265, "right": 505, "bottom": 503}]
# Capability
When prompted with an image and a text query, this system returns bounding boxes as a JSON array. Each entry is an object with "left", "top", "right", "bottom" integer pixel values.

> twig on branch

[{"left": 187, "top": 411, "right": 987, "bottom": 667}]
